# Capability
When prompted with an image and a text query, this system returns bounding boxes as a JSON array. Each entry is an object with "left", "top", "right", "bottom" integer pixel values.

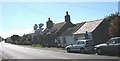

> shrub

[{"left": 32, "top": 44, "right": 45, "bottom": 48}]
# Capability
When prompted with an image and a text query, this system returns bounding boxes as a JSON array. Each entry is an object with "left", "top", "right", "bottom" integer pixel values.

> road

[{"left": 0, "top": 41, "right": 119, "bottom": 60}]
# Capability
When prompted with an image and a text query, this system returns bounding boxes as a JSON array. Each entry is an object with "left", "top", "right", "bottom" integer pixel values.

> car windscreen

[{"left": 77, "top": 41, "right": 85, "bottom": 45}]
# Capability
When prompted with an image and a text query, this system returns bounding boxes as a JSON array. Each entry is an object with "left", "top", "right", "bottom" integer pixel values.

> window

[
  {"left": 74, "top": 36, "right": 78, "bottom": 41},
  {"left": 108, "top": 39, "right": 114, "bottom": 44},
  {"left": 108, "top": 39, "right": 117, "bottom": 44},
  {"left": 57, "top": 38, "right": 60, "bottom": 43},
  {"left": 63, "top": 37, "right": 66, "bottom": 43},
  {"left": 55, "top": 38, "right": 60, "bottom": 43},
  {"left": 78, "top": 41, "right": 84, "bottom": 45},
  {"left": 113, "top": 38, "right": 120, "bottom": 44}
]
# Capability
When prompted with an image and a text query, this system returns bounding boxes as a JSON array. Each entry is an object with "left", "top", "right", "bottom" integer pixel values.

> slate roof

[
  {"left": 73, "top": 19, "right": 103, "bottom": 34},
  {"left": 52, "top": 22, "right": 66, "bottom": 33},
  {"left": 60, "top": 22, "right": 85, "bottom": 36},
  {"left": 42, "top": 28, "right": 49, "bottom": 35},
  {"left": 42, "top": 22, "right": 66, "bottom": 35}
]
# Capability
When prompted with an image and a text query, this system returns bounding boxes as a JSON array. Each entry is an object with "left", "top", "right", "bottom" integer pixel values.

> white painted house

[
  {"left": 57, "top": 22, "right": 85, "bottom": 47},
  {"left": 57, "top": 19, "right": 110, "bottom": 47}
]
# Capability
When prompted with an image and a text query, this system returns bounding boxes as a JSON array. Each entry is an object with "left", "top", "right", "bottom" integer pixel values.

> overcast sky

[{"left": 0, "top": 1, "right": 119, "bottom": 38}]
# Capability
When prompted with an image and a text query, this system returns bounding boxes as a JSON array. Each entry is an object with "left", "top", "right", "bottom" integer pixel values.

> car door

[
  {"left": 99, "top": 39, "right": 113, "bottom": 54},
  {"left": 116, "top": 39, "right": 120, "bottom": 55},
  {"left": 110, "top": 38, "right": 120, "bottom": 55},
  {"left": 102, "top": 39, "right": 119, "bottom": 55},
  {"left": 108, "top": 40, "right": 118, "bottom": 55},
  {"left": 75, "top": 41, "right": 85, "bottom": 52},
  {"left": 74, "top": 45, "right": 80, "bottom": 51},
  {"left": 70, "top": 45, "right": 78, "bottom": 51}
]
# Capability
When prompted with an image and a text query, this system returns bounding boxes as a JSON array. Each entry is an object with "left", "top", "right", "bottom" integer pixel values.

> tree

[
  {"left": 110, "top": 17, "right": 120, "bottom": 37},
  {"left": 104, "top": 12, "right": 119, "bottom": 23},
  {"left": 20, "top": 34, "right": 32, "bottom": 45},
  {"left": 11, "top": 35, "right": 21, "bottom": 44},
  {"left": 105, "top": 12, "right": 120, "bottom": 37}
]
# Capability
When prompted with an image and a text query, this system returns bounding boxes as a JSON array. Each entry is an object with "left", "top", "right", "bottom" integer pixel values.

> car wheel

[
  {"left": 80, "top": 48, "right": 85, "bottom": 54},
  {"left": 67, "top": 48, "right": 70, "bottom": 52},
  {"left": 97, "top": 48, "right": 102, "bottom": 55}
]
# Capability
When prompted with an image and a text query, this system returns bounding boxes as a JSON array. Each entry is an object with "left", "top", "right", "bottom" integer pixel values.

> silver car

[{"left": 65, "top": 39, "right": 95, "bottom": 53}]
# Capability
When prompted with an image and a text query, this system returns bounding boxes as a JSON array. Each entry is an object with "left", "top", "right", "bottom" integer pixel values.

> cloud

[{"left": 0, "top": 28, "right": 33, "bottom": 38}]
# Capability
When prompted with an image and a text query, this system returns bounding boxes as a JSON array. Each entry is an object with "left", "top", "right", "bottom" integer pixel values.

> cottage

[
  {"left": 32, "top": 11, "right": 110, "bottom": 47},
  {"left": 57, "top": 22, "right": 85, "bottom": 47},
  {"left": 39, "top": 11, "right": 74, "bottom": 46},
  {"left": 74, "top": 19, "right": 110, "bottom": 45},
  {"left": 58, "top": 19, "right": 110, "bottom": 47}
]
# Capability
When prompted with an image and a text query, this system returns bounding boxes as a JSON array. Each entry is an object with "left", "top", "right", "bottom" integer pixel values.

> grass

[{"left": 31, "top": 44, "right": 45, "bottom": 48}]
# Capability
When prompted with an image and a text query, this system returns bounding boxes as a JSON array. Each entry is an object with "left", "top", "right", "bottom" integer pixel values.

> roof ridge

[
  {"left": 54, "top": 22, "right": 66, "bottom": 33},
  {"left": 54, "top": 22, "right": 65, "bottom": 25},
  {"left": 86, "top": 19, "right": 103, "bottom": 22},
  {"left": 72, "top": 22, "right": 86, "bottom": 34}
]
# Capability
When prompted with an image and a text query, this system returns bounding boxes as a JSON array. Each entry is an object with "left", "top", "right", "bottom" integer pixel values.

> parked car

[
  {"left": 94, "top": 37, "right": 120, "bottom": 56},
  {"left": 65, "top": 39, "right": 95, "bottom": 53}
]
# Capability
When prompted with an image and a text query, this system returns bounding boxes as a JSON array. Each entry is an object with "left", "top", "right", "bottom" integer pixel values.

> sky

[{"left": 0, "top": 2, "right": 119, "bottom": 38}]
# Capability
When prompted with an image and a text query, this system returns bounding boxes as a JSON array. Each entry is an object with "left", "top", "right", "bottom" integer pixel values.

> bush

[{"left": 32, "top": 44, "right": 45, "bottom": 48}]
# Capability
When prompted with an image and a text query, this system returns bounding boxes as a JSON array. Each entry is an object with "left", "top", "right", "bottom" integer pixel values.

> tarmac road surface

[{"left": 0, "top": 41, "right": 119, "bottom": 60}]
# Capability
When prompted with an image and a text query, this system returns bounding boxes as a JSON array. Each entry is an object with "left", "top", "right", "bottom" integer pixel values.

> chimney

[
  {"left": 39, "top": 23, "right": 44, "bottom": 29},
  {"left": 46, "top": 18, "right": 53, "bottom": 29},
  {"left": 34, "top": 24, "right": 38, "bottom": 30},
  {"left": 65, "top": 11, "right": 71, "bottom": 23}
]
